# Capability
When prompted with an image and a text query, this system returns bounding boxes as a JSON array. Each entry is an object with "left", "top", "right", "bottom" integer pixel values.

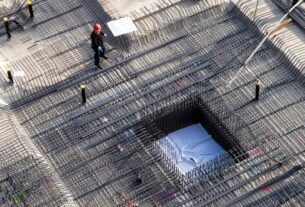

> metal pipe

[{"left": 227, "top": 0, "right": 303, "bottom": 87}]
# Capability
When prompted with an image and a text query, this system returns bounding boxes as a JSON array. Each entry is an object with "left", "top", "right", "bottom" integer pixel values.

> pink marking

[
  {"left": 263, "top": 135, "right": 273, "bottom": 141},
  {"left": 176, "top": 82, "right": 182, "bottom": 88},
  {"left": 217, "top": 52, "right": 223, "bottom": 61},
  {"left": 296, "top": 137, "right": 305, "bottom": 145},
  {"left": 248, "top": 147, "right": 263, "bottom": 158},
  {"left": 44, "top": 177, "right": 53, "bottom": 186},
  {"left": 262, "top": 185, "right": 272, "bottom": 192}
]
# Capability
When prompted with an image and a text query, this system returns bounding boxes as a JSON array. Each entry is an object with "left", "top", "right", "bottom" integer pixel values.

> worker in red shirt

[{"left": 91, "top": 23, "right": 108, "bottom": 69}]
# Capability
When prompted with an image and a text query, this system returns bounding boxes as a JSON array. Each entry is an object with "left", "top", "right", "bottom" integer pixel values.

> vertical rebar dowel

[
  {"left": 255, "top": 80, "right": 260, "bottom": 101},
  {"left": 3, "top": 17, "right": 11, "bottom": 39},
  {"left": 27, "top": 0, "right": 34, "bottom": 18},
  {"left": 81, "top": 84, "right": 86, "bottom": 104},
  {"left": 6, "top": 69, "right": 13, "bottom": 84}
]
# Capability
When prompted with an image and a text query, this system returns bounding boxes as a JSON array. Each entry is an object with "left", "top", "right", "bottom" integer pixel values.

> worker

[{"left": 91, "top": 23, "right": 108, "bottom": 69}]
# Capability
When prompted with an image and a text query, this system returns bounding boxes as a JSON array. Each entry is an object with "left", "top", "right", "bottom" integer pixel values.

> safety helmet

[{"left": 93, "top": 23, "right": 102, "bottom": 32}]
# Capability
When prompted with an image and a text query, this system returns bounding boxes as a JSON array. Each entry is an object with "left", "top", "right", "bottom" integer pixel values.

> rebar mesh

[
  {"left": 0, "top": 0, "right": 25, "bottom": 17},
  {"left": 0, "top": 109, "right": 76, "bottom": 206},
  {"left": 0, "top": 0, "right": 305, "bottom": 206}
]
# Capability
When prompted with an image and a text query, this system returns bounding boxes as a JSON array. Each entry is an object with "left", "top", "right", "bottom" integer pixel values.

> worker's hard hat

[{"left": 93, "top": 23, "right": 102, "bottom": 32}]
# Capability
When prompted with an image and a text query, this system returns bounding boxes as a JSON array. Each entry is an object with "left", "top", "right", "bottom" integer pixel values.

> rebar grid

[
  {"left": 0, "top": 0, "right": 25, "bottom": 17},
  {"left": 0, "top": 109, "right": 77, "bottom": 206},
  {"left": 271, "top": 0, "right": 305, "bottom": 30},
  {"left": 0, "top": 0, "right": 305, "bottom": 206}
]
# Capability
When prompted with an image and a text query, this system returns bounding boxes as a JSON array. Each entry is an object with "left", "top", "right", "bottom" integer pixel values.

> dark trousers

[{"left": 94, "top": 49, "right": 106, "bottom": 65}]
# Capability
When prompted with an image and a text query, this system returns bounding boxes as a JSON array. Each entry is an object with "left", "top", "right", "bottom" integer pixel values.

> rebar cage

[{"left": 1, "top": 0, "right": 305, "bottom": 206}]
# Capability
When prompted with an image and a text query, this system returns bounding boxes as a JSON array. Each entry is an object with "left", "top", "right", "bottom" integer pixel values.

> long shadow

[
  {"left": 8, "top": 31, "right": 185, "bottom": 108},
  {"left": 3, "top": 0, "right": 135, "bottom": 108}
]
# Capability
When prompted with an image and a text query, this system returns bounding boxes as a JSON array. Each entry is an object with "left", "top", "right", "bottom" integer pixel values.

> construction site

[{"left": 1, "top": 0, "right": 305, "bottom": 206}]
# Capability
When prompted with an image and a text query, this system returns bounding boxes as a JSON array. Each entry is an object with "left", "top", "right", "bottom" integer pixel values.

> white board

[
  {"left": 107, "top": 17, "right": 137, "bottom": 37},
  {"left": 13, "top": 70, "right": 25, "bottom": 77}
]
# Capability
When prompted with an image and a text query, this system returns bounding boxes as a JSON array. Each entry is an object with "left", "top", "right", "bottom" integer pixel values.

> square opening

[
  {"left": 153, "top": 105, "right": 235, "bottom": 152},
  {"left": 142, "top": 98, "right": 247, "bottom": 177}
]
